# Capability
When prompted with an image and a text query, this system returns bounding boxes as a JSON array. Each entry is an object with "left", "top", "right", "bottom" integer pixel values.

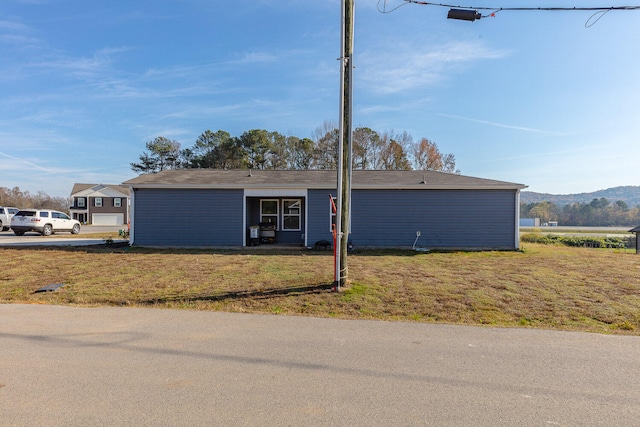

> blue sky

[{"left": 1, "top": 0, "right": 639, "bottom": 197}]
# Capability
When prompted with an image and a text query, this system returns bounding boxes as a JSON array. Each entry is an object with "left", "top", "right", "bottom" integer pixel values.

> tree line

[
  {"left": 131, "top": 123, "right": 460, "bottom": 175},
  {"left": 0, "top": 186, "right": 69, "bottom": 213},
  {"left": 521, "top": 198, "right": 640, "bottom": 227}
]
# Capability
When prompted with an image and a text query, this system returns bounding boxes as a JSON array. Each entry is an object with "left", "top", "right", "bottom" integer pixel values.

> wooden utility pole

[{"left": 335, "top": 0, "right": 354, "bottom": 289}]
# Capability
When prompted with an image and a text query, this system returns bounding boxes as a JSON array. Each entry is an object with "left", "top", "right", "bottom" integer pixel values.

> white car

[
  {"left": 0, "top": 206, "right": 19, "bottom": 231},
  {"left": 11, "top": 209, "right": 81, "bottom": 236}
]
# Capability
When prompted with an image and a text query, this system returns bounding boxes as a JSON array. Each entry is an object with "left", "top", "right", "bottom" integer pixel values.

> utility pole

[{"left": 335, "top": 0, "right": 354, "bottom": 290}]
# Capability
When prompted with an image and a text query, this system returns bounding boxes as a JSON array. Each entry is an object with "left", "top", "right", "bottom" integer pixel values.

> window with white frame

[
  {"left": 282, "top": 199, "right": 301, "bottom": 231},
  {"left": 95, "top": 197, "right": 103, "bottom": 207},
  {"left": 329, "top": 196, "right": 337, "bottom": 232},
  {"left": 114, "top": 198, "right": 122, "bottom": 207},
  {"left": 77, "top": 198, "right": 85, "bottom": 208},
  {"left": 260, "top": 199, "right": 278, "bottom": 228}
]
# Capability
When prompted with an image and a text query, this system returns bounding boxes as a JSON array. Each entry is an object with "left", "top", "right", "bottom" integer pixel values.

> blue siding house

[{"left": 123, "top": 169, "right": 526, "bottom": 250}]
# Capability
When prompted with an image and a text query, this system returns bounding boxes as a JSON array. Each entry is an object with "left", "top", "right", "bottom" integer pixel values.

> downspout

[
  {"left": 242, "top": 191, "right": 247, "bottom": 247},
  {"left": 515, "top": 189, "right": 521, "bottom": 250},
  {"left": 129, "top": 187, "right": 135, "bottom": 246}
]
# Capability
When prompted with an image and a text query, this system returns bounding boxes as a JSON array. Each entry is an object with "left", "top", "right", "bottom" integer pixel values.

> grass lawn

[{"left": 1, "top": 243, "right": 639, "bottom": 335}]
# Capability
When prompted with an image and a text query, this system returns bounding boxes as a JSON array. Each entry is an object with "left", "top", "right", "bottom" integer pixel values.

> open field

[{"left": 1, "top": 243, "right": 639, "bottom": 335}]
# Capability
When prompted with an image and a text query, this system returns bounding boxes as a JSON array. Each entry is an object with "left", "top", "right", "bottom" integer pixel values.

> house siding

[
  {"left": 306, "top": 189, "right": 517, "bottom": 249},
  {"left": 129, "top": 184, "right": 518, "bottom": 250},
  {"left": 89, "top": 197, "right": 128, "bottom": 224},
  {"left": 307, "top": 189, "right": 336, "bottom": 245},
  {"left": 132, "top": 188, "right": 243, "bottom": 246}
]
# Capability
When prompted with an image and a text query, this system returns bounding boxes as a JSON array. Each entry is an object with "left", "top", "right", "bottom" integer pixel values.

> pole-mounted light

[{"left": 447, "top": 8, "right": 481, "bottom": 21}]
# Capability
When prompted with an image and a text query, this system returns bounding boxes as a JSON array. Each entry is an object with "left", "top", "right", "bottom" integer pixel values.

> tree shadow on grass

[{"left": 140, "top": 282, "right": 336, "bottom": 305}]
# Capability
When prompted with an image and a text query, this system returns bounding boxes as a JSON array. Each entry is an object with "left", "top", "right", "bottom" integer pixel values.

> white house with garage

[{"left": 70, "top": 183, "right": 130, "bottom": 226}]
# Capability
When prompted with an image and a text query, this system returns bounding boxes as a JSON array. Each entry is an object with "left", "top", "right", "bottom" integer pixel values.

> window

[
  {"left": 39, "top": 211, "right": 49, "bottom": 218},
  {"left": 114, "top": 198, "right": 122, "bottom": 207},
  {"left": 329, "top": 196, "right": 337, "bottom": 232},
  {"left": 260, "top": 200, "right": 278, "bottom": 228},
  {"left": 77, "top": 198, "right": 85, "bottom": 208},
  {"left": 52, "top": 212, "right": 69, "bottom": 220},
  {"left": 95, "top": 197, "right": 103, "bottom": 207},
  {"left": 282, "top": 199, "right": 301, "bottom": 231}
]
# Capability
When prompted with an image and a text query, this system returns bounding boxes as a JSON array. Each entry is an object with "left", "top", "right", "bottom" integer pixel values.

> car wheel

[
  {"left": 14, "top": 231, "right": 25, "bottom": 236},
  {"left": 42, "top": 224, "right": 53, "bottom": 236},
  {"left": 71, "top": 224, "right": 80, "bottom": 234}
]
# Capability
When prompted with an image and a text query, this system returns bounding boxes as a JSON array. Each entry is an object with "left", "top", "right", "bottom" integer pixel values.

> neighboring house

[
  {"left": 70, "top": 184, "right": 130, "bottom": 225},
  {"left": 123, "top": 169, "right": 526, "bottom": 249}
]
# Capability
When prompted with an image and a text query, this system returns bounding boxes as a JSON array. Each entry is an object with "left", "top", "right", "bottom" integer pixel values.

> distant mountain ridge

[{"left": 521, "top": 186, "right": 640, "bottom": 208}]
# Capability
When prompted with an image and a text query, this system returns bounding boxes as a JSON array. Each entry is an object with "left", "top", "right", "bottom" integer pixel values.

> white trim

[
  {"left": 329, "top": 195, "right": 337, "bottom": 233},
  {"left": 244, "top": 188, "right": 307, "bottom": 197},
  {"left": 304, "top": 199, "right": 308, "bottom": 247},
  {"left": 282, "top": 199, "right": 302, "bottom": 231},
  {"left": 515, "top": 189, "right": 521, "bottom": 250},
  {"left": 260, "top": 199, "right": 279, "bottom": 229},
  {"left": 133, "top": 183, "right": 525, "bottom": 191},
  {"left": 129, "top": 188, "right": 135, "bottom": 245},
  {"left": 74, "top": 186, "right": 129, "bottom": 198},
  {"left": 242, "top": 196, "right": 246, "bottom": 246}
]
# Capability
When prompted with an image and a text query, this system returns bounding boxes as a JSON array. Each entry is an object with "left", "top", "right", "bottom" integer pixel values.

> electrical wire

[
  {"left": 378, "top": 0, "right": 640, "bottom": 14},
  {"left": 402, "top": 1, "right": 640, "bottom": 12}
]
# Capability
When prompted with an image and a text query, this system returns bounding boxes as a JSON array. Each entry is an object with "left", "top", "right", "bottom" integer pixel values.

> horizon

[{"left": 1, "top": 1, "right": 639, "bottom": 198}]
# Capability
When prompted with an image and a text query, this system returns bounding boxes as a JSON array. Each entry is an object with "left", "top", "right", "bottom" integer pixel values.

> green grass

[{"left": 1, "top": 244, "right": 639, "bottom": 335}]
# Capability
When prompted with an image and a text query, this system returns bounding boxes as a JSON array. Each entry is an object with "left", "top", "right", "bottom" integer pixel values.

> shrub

[{"left": 521, "top": 233, "right": 632, "bottom": 249}]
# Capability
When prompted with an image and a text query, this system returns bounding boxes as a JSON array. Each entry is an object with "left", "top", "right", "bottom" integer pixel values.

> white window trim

[
  {"left": 260, "top": 199, "right": 279, "bottom": 230},
  {"left": 282, "top": 199, "right": 301, "bottom": 231},
  {"left": 95, "top": 197, "right": 103, "bottom": 207},
  {"left": 114, "top": 198, "right": 122, "bottom": 208},
  {"left": 329, "top": 196, "right": 337, "bottom": 232},
  {"left": 77, "top": 198, "right": 85, "bottom": 208}
]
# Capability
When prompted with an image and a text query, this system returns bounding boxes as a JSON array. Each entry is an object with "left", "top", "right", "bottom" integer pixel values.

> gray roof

[
  {"left": 123, "top": 169, "right": 526, "bottom": 191},
  {"left": 71, "top": 183, "right": 131, "bottom": 196}
]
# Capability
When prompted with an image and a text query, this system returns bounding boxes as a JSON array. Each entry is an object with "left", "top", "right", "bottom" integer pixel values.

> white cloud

[
  {"left": 358, "top": 40, "right": 507, "bottom": 94},
  {"left": 437, "top": 113, "right": 573, "bottom": 136}
]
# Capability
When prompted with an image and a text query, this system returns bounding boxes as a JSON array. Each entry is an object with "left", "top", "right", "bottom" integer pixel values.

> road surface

[
  {"left": 1, "top": 304, "right": 639, "bottom": 426},
  {"left": 0, "top": 225, "right": 126, "bottom": 246}
]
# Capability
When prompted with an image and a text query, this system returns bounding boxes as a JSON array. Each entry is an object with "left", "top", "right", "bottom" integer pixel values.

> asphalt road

[
  {"left": 1, "top": 304, "right": 639, "bottom": 426},
  {"left": 0, "top": 225, "right": 126, "bottom": 246}
]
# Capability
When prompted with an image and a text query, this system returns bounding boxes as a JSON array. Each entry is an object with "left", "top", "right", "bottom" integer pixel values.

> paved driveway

[{"left": 1, "top": 304, "right": 639, "bottom": 426}]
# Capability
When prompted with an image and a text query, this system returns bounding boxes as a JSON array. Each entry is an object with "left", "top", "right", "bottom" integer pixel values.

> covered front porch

[{"left": 243, "top": 189, "right": 307, "bottom": 247}]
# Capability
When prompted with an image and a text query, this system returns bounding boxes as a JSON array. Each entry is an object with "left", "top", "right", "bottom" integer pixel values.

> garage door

[{"left": 92, "top": 213, "right": 124, "bottom": 226}]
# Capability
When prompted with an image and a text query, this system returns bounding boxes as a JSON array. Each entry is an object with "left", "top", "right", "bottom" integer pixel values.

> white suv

[
  {"left": 0, "top": 206, "right": 19, "bottom": 231},
  {"left": 11, "top": 209, "right": 81, "bottom": 236}
]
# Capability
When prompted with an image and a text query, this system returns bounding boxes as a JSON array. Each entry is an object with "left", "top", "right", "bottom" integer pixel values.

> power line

[
  {"left": 399, "top": 1, "right": 640, "bottom": 12},
  {"left": 377, "top": 1, "right": 640, "bottom": 25}
]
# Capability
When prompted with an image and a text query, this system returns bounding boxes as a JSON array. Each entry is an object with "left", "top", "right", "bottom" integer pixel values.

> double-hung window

[
  {"left": 95, "top": 197, "right": 103, "bottom": 207},
  {"left": 114, "top": 198, "right": 122, "bottom": 208},
  {"left": 260, "top": 200, "right": 279, "bottom": 228},
  {"left": 282, "top": 199, "right": 301, "bottom": 231}
]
